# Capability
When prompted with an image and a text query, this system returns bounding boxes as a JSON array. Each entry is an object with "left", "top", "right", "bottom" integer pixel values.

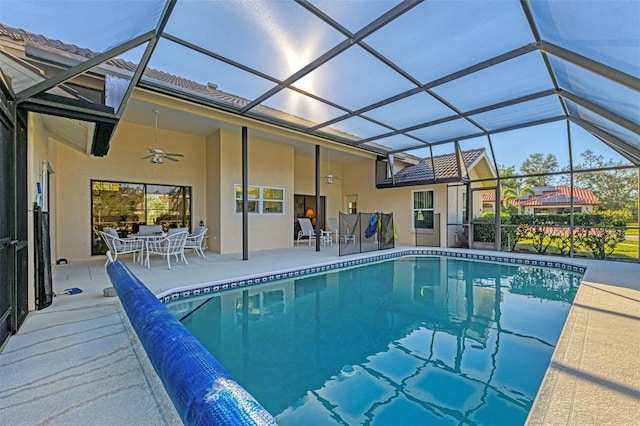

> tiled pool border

[{"left": 157, "top": 249, "right": 586, "bottom": 304}]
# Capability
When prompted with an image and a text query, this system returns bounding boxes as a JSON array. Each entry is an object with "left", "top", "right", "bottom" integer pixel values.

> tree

[
  {"left": 520, "top": 153, "right": 559, "bottom": 187},
  {"left": 497, "top": 164, "right": 519, "bottom": 189},
  {"left": 574, "top": 150, "right": 638, "bottom": 213},
  {"left": 502, "top": 186, "right": 535, "bottom": 214}
]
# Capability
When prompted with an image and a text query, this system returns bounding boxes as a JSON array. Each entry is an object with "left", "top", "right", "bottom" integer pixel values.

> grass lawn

[
  {"left": 511, "top": 238, "right": 638, "bottom": 262},
  {"left": 488, "top": 223, "right": 640, "bottom": 262}
]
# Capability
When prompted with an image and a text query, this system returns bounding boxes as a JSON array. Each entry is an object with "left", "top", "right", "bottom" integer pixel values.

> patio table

[
  {"left": 320, "top": 230, "right": 333, "bottom": 247},
  {"left": 127, "top": 233, "right": 166, "bottom": 266}
]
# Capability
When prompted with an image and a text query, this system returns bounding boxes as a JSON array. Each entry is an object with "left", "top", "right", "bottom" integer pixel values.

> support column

[
  {"left": 315, "top": 145, "right": 321, "bottom": 252},
  {"left": 242, "top": 127, "right": 248, "bottom": 260}
]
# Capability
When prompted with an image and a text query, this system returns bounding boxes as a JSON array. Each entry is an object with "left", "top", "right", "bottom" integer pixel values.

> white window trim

[
  {"left": 234, "top": 184, "right": 285, "bottom": 215},
  {"left": 412, "top": 189, "right": 434, "bottom": 230}
]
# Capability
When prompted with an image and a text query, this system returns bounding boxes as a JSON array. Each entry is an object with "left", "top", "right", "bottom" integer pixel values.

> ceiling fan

[
  {"left": 142, "top": 109, "right": 184, "bottom": 164},
  {"left": 321, "top": 151, "right": 342, "bottom": 184},
  {"left": 143, "top": 148, "right": 184, "bottom": 164}
]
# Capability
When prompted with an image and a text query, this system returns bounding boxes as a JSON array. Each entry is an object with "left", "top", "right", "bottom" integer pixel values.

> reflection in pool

[{"left": 171, "top": 256, "right": 581, "bottom": 425}]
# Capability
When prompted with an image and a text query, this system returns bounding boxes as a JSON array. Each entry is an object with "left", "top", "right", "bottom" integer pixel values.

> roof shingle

[
  {"left": 483, "top": 186, "right": 600, "bottom": 206},
  {"left": 383, "top": 148, "right": 485, "bottom": 185}
]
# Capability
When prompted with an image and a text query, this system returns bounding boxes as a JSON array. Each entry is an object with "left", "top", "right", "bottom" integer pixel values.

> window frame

[
  {"left": 413, "top": 189, "right": 435, "bottom": 230},
  {"left": 234, "top": 184, "right": 285, "bottom": 215}
]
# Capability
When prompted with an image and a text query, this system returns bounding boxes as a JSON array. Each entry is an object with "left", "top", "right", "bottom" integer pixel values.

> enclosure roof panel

[{"left": 0, "top": 0, "right": 637, "bottom": 163}]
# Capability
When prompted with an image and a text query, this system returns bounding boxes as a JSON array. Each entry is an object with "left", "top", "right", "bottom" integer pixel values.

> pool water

[{"left": 172, "top": 256, "right": 581, "bottom": 425}]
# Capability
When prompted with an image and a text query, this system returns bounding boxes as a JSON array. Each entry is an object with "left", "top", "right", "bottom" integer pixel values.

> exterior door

[
  {"left": 293, "top": 194, "right": 325, "bottom": 239},
  {"left": 0, "top": 77, "right": 28, "bottom": 347}
]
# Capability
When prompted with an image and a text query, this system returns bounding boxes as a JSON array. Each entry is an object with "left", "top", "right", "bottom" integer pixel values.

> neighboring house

[
  {"left": 379, "top": 148, "right": 490, "bottom": 187},
  {"left": 483, "top": 186, "right": 600, "bottom": 214}
]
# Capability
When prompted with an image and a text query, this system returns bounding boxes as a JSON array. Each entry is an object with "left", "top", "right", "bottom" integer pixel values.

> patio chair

[
  {"left": 145, "top": 230, "right": 189, "bottom": 270},
  {"left": 138, "top": 224, "right": 163, "bottom": 235},
  {"left": 341, "top": 231, "right": 356, "bottom": 244},
  {"left": 329, "top": 218, "right": 355, "bottom": 244},
  {"left": 184, "top": 226, "right": 208, "bottom": 258},
  {"left": 168, "top": 226, "right": 189, "bottom": 235},
  {"left": 99, "top": 227, "right": 144, "bottom": 266},
  {"left": 327, "top": 218, "right": 339, "bottom": 243},
  {"left": 297, "top": 218, "right": 317, "bottom": 246}
]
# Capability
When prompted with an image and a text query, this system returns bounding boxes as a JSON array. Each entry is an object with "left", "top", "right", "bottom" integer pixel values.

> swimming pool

[{"left": 169, "top": 256, "right": 582, "bottom": 425}]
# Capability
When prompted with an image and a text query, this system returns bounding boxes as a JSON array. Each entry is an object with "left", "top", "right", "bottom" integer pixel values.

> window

[
  {"left": 462, "top": 191, "right": 468, "bottom": 223},
  {"left": 235, "top": 185, "right": 284, "bottom": 214},
  {"left": 235, "top": 290, "right": 285, "bottom": 323},
  {"left": 263, "top": 187, "right": 285, "bottom": 213},
  {"left": 413, "top": 190, "right": 434, "bottom": 229},
  {"left": 346, "top": 194, "right": 358, "bottom": 214}
]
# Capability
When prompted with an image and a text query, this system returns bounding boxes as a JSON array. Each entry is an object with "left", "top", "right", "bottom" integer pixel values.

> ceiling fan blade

[
  {"left": 163, "top": 155, "right": 179, "bottom": 161},
  {"left": 141, "top": 155, "right": 153, "bottom": 159},
  {"left": 163, "top": 153, "right": 184, "bottom": 157}
]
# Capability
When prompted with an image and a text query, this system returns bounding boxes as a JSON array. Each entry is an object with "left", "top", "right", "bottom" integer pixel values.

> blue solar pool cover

[{"left": 107, "top": 261, "right": 277, "bottom": 426}]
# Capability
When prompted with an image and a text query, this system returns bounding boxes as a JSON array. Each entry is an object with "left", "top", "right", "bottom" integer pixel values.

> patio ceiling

[{"left": 1, "top": 0, "right": 639, "bottom": 165}]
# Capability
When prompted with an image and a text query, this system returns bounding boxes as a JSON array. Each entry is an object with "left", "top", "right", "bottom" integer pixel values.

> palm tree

[{"left": 502, "top": 186, "right": 535, "bottom": 214}]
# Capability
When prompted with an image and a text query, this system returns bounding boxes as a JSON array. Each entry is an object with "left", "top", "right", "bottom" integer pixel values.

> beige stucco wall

[
  {"left": 205, "top": 130, "right": 221, "bottom": 253},
  {"left": 523, "top": 205, "right": 594, "bottom": 214},
  {"left": 27, "top": 113, "right": 58, "bottom": 310},
  {"left": 294, "top": 155, "right": 343, "bottom": 221},
  {"left": 215, "top": 128, "right": 295, "bottom": 254},
  {"left": 55, "top": 120, "right": 206, "bottom": 261},
  {"left": 340, "top": 159, "right": 451, "bottom": 246}
]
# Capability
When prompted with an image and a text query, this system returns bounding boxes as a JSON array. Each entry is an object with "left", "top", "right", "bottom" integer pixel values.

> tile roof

[
  {"left": 483, "top": 186, "right": 600, "bottom": 206},
  {"left": 383, "top": 148, "right": 485, "bottom": 185}
]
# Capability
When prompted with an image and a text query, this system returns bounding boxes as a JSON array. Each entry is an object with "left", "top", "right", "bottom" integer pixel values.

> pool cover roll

[{"left": 107, "top": 261, "right": 276, "bottom": 426}]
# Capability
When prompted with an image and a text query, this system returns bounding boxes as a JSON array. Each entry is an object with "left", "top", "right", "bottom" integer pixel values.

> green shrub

[
  {"left": 573, "top": 211, "right": 629, "bottom": 259},
  {"left": 472, "top": 212, "right": 514, "bottom": 249},
  {"left": 490, "top": 212, "right": 629, "bottom": 259}
]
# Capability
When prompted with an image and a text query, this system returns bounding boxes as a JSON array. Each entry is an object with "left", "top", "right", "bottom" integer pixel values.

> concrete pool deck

[{"left": 0, "top": 245, "right": 638, "bottom": 425}]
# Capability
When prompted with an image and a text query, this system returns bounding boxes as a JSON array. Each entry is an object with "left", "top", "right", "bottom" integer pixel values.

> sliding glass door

[{"left": 91, "top": 180, "right": 191, "bottom": 255}]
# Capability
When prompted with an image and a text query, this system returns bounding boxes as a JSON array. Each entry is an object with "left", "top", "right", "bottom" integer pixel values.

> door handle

[{"left": 1, "top": 239, "right": 18, "bottom": 249}]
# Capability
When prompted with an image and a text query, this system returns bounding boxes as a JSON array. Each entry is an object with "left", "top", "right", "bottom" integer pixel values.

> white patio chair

[
  {"left": 185, "top": 226, "right": 208, "bottom": 258},
  {"left": 297, "top": 218, "right": 317, "bottom": 246},
  {"left": 168, "top": 226, "right": 189, "bottom": 235},
  {"left": 327, "top": 218, "right": 339, "bottom": 242},
  {"left": 145, "top": 230, "right": 189, "bottom": 269},
  {"left": 342, "top": 229, "right": 356, "bottom": 244},
  {"left": 138, "top": 224, "right": 163, "bottom": 235},
  {"left": 327, "top": 218, "right": 355, "bottom": 244},
  {"left": 99, "top": 228, "right": 144, "bottom": 266}
]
